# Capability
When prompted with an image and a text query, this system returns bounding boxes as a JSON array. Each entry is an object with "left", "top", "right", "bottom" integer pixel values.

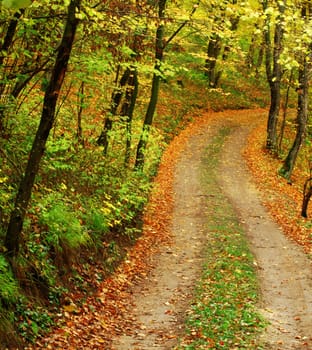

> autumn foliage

[{"left": 245, "top": 122, "right": 312, "bottom": 254}]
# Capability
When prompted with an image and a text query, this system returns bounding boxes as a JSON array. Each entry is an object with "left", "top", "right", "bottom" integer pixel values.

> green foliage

[
  {"left": 24, "top": 234, "right": 56, "bottom": 286},
  {"left": 167, "top": 48, "right": 206, "bottom": 82},
  {"left": 0, "top": 256, "right": 21, "bottom": 346},
  {"left": 45, "top": 138, "right": 75, "bottom": 172},
  {"left": 84, "top": 208, "right": 110, "bottom": 238},
  {"left": 0, "top": 169, "right": 15, "bottom": 223},
  {"left": 219, "top": 67, "right": 269, "bottom": 109},
  {"left": 39, "top": 195, "right": 91, "bottom": 254},
  {"left": 0, "top": 310, "right": 17, "bottom": 349},
  {"left": 0, "top": 255, "right": 18, "bottom": 306},
  {"left": 16, "top": 300, "right": 54, "bottom": 343},
  {"left": 2, "top": 0, "right": 31, "bottom": 9}
]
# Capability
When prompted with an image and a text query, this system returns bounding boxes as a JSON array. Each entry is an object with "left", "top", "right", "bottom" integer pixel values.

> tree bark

[
  {"left": 279, "top": 52, "right": 310, "bottom": 180},
  {"left": 264, "top": 0, "right": 285, "bottom": 152},
  {"left": 302, "top": 177, "right": 312, "bottom": 218},
  {"left": 134, "top": 0, "right": 199, "bottom": 169},
  {"left": 135, "top": 0, "right": 167, "bottom": 170},
  {"left": 4, "top": 0, "right": 80, "bottom": 257},
  {"left": 0, "top": 10, "right": 24, "bottom": 134},
  {"left": 205, "top": 34, "right": 222, "bottom": 88},
  {"left": 0, "top": 10, "right": 24, "bottom": 67},
  {"left": 77, "top": 81, "right": 84, "bottom": 143},
  {"left": 278, "top": 71, "right": 293, "bottom": 153},
  {"left": 97, "top": 66, "right": 131, "bottom": 154},
  {"left": 122, "top": 67, "right": 138, "bottom": 165},
  {"left": 204, "top": 0, "right": 238, "bottom": 88}
]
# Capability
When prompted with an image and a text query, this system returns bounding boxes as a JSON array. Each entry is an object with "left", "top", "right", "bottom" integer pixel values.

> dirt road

[
  {"left": 112, "top": 110, "right": 312, "bottom": 349},
  {"left": 219, "top": 123, "right": 312, "bottom": 349}
]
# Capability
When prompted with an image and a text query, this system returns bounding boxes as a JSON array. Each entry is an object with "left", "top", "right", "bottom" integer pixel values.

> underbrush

[
  {"left": 0, "top": 146, "right": 152, "bottom": 347},
  {"left": 166, "top": 49, "right": 269, "bottom": 113}
]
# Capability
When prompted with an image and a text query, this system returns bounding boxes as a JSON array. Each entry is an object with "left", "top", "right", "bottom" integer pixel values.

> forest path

[
  {"left": 219, "top": 121, "right": 312, "bottom": 349},
  {"left": 112, "top": 110, "right": 312, "bottom": 350}
]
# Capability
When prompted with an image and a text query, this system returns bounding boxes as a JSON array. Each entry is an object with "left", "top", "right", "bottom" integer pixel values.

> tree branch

[{"left": 164, "top": 0, "right": 200, "bottom": 49}]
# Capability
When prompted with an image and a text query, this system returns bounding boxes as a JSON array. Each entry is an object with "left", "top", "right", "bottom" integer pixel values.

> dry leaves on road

[
  {"left": 244, "top": 122, "right": 312, "bottom": 254},
  {"left": 33, "top": 109, "right": 312, "bottom": 349}
]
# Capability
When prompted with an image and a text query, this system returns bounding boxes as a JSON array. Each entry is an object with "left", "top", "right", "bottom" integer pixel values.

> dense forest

[{"left": 0, "top": 0, "right": 312, "bottom": 347}]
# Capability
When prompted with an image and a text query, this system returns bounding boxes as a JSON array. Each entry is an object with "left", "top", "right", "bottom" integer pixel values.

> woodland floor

[{"left": 33, "top": 109, "right": 312, "bottom": 349}]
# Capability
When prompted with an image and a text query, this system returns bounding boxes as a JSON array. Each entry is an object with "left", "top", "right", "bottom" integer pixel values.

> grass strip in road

[{"left": 176, "top": 127, "right": 266, "bottom": 349}]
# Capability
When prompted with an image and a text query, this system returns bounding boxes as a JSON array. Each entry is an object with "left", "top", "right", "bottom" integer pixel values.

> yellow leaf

[{"left": 63, "top": 303, "right": 79, "bottom": 313}]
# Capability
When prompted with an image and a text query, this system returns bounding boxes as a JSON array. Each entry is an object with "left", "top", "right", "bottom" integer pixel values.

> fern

[{"left": 0, "top": 255, "right": 18, "bottom": 305}]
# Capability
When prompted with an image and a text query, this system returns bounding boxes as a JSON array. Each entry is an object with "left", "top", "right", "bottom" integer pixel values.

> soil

[{"left": 112, "top": 110, "right": 312, "bottom": 350}]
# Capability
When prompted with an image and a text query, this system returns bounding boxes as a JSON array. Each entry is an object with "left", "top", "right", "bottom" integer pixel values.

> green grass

[{"left": 176, "top": 128, "right": 266, "bottom": 349}]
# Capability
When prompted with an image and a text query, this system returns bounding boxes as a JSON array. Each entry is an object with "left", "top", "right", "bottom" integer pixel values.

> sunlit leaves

[{"left": 2, "top": 0, "right": 31, "bottom": 9}]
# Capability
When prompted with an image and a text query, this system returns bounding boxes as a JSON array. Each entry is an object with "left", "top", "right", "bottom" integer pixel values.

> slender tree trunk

[
  {"left": 97, "top": 66, "right": 131, "bottom": 154},
  {"left": 0, "top": 10, "right": 24, "bottom": 67},
  {"left": 204, "top": 1, "right": 239, "bottom": 88},
  {"left": 302, "top": 177, "right": 312, "bottom": 218},
  {"left": 205, "top": 34, "right": 222, "bottom": 88},
  {"left": 267, "top": 78, "right": 281, "bottom": 150},
  {"left": 214, "top": 13, "right": 239, "bottom": 86},
  {"left": 4, "top": 0, "right": 80, "bottom": 257},
  {"left": 97, "top": 0, "right": 147, "bottom": 156},
  {"left": 123, "top": 67, "right": 138, "bottom": 165},
  {"left": 77, "top": 81, "right": 84, "bottom": 143},
  {"left": 246, "top": 24, "right": 262, "bottom": 70},
  {"left": 255, "top": 42, "right": 265, "bottom": 77},
  {"left": 134, "top": 62, "right": 162, "bottom": 170},
  {"left": 279, "top": 52, "right": 310, "bottom": 180},
  {"left": 278, "top": 71, "right": 293, "bottom": 153},
  {"left": 135, "top": 0, "right": 167, "bottom": 170},
  {"left": 0, "top": 10, "right": 24, "bottom": 134},
  {"left": 264, "top": 0, "right": 285, "bottom": 152},
  {"left": 134, "top": 0, "right": 198, "bottom": 169},
  {"left": 246, "top": 34, "right": 257, "bottom": 68}
]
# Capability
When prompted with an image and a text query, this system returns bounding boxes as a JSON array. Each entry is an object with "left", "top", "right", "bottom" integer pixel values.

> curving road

[
  {"left": 112, "top": 110, "right": 312, "bottom": 349},
  {"left": 219, "top": 122, "right": 312, "bottom": 349}
]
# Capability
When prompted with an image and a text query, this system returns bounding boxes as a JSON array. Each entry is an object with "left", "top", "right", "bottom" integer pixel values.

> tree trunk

[
  {"left": 77, "top": 81, "right": 84, "bottom": 143},
  {"left": 205, "top": 34, "right": 222, "bottom": 88},
  {"left": 302, "top": 177, "right": 312, "bottom": 218},
  {"left": 0, "top": 10, "right": 24, "bottom": 67},
  {"left": 204, "top": 0, "right": 239, "bottom": 88},
  {"left": 279, "top": 52, "right": 310, "bottom": 180},
  {"left": 135, "top": 0, "right": 167, "bottom": 170},
  {"left": 4, "top": 0, "right": 80, "bottom": 257},
  {"left": 278, "top": 71, "right": 293, "bottom": 153},
  {"left": 246, "top": 34, "right": 257, "bottom": 68},
  {"left": 97, "top": 0, "right": 147, "bottom": 156},
  {"left": 133, "top": 0, "right": 198, "bottom": 169},
  {"left": 122, "top": 67, "right": 138, "bottom": 165},
  {"left": 0, "top": 10, "right": 24, "bottom": 134},
  {"left": 97, "top": 66, "right": 131, "bottom": 154},
  {"left": 266, "top": 78, "right": 281, "bottom": 150},
  {"left": 264, "top": 0, "right": 285, "bottom": 152},
  {"left": 255, "top": 42, "right": 265, "bottom": 77},
  {"left": 246, "top": 24, "right": 262, "bottom": 70}
]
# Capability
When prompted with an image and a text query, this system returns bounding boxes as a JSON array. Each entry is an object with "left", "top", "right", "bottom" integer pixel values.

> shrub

[
  {"left": 39, "top": 195, "right": 91, "bottom": 266},
  {"left": 0, "top": 254, "right": 18, "bottom": 306}
]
